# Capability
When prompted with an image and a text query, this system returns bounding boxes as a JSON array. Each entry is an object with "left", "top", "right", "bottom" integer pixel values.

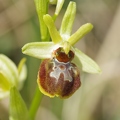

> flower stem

[
  {"left": 35, "top": 0, "right": 49, "bottom": 41},
  {"left": 29, "top": 86, "right": 43, "bottom": 120}
]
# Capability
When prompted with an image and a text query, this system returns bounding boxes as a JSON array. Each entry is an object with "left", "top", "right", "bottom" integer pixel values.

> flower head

[{"left": 22, "top": 2, "right": 101, "bottom": 98}]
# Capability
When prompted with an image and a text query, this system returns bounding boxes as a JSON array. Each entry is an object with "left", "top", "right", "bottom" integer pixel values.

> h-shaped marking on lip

[{"left": 50, "top": 59, "right": 73, "bottom": 82}]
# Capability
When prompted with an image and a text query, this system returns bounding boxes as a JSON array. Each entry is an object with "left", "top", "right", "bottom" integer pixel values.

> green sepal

[
  {"left": 60, "top": 2, "right": 76, "bottom": 40},
  {"left": 22, "top": 42, "right": 55, "bottom": 59},
  {"left": 43, "top": 14, "right": 62, "bottom": 44},
  {"left": 9, "top": 87, "right": 30, "bottom": 120},
  {"left": 17, "top": 58, "right": 27, "bottom": 90},
  {"left": 0, "top": 54, "right": 18, "bottom": 86},
  {"left": 0, "top": 54, "right": 18, "bottom": 99},
  {"left": 68, "top": 23, "right": 93, "bottom": 45},
  {"left": 73, "top": 48, "right": 101, "bottom": 74}
]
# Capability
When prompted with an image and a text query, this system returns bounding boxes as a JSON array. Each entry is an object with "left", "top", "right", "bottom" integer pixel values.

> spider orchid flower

[{"left": 22, "top": 2, "right": 101, "bottom": 98}]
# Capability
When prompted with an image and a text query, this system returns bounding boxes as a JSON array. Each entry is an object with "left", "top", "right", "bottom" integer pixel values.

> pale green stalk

[
  {"left": 35, "top": 0, "right": 49, "bottom": 41},
  {"left": 28, "top": 0, "right": 49, "bottom": 119},
  {"left": 29, "top": 87, "right": 43, "bottom": 120}
]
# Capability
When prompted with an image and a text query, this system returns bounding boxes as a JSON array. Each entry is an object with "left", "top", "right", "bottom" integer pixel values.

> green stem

[
  {"left": 35, "top": 0, "right": 49, "bottom": 41},
  {"left": 29, "top": 86, "right": 43, "bottom": 120}
]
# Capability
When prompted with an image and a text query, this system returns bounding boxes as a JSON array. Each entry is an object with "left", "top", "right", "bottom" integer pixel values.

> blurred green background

[{"left": 0, "top": 0, "right": 120, "bottom": 120}]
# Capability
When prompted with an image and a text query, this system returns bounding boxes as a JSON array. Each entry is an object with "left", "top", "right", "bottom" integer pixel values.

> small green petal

[
  {"left": 68, "top": 23, "right": 93, "bottom": 45},
  {"left": 74, "top": 48, "right": 101, "bottom": 73},
  {"left": 22, "top": 42, "right": 55, "bottom": 59},
  {"left": 18, "top": 58, "right": 27, "bottom": 90},
  {"left": 43, "top": 14, "right": 62, "bottom": 44},
  {"left": 9, "top": 87, "right": 30, "bottom": 120},
  {"left": 54, "top": 0, "right": 64, "bottom": 16},
  {"left": 60, "top": 2, "right": 76, "bottom": 40}
]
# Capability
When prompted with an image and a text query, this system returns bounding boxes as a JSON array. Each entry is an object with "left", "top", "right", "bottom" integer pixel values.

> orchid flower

[
  {"left": 22, "top": 2, "right": 101, "bottom": 98},
  {"left": 0, "top": 54, "right": 27, "bottom": 99}
]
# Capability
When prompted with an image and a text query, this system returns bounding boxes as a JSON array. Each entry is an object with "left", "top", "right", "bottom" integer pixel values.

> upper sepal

[{"left": 60, "top": 2, "right": 76, "bottom": 40}]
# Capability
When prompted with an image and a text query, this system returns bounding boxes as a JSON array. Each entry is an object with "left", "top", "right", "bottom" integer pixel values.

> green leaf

[
  {"left": 43, "top": 14, "right": 62, "bottom": 44},
  {"left": 9, "top": 87, "right": 30, "bottom": 120},
  {"left": 68, "top": 23, "right": 93, "bottom": 46},
  {"left": 18, "top": 58, "right": 27, "bottom": 90},
  {"left": 22, "top": 42, "right": 55, "bottom": 59},
  {"left": 60, "top": 2, "right": 76, "bottom": 40},
  {"left": 34, "top": 0, "right": 49, "bottom": 41},
  {"left": 74, "top": 48, "right": 101, "bottom": 73}
]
